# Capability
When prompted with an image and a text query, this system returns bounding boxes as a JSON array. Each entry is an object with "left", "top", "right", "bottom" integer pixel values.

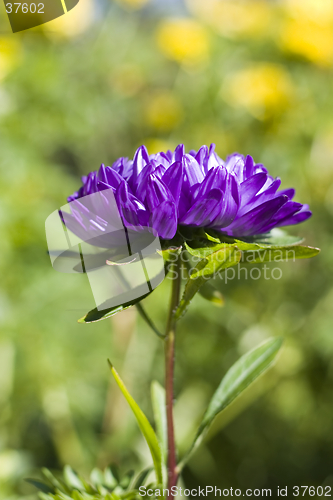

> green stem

[{"left": 165, "top": 255, "right": 181, "bottom": 496}]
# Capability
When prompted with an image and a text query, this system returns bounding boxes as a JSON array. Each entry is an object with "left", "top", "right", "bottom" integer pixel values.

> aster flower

[
  {"left": 67, "top": 144, "right": 311, "bottom": 244},
  {"left": 45, "top": 144, "right": 319, "bottom": 499}
]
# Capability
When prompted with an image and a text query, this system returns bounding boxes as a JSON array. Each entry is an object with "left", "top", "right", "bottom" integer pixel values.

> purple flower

[{"left": 67, "top": 144, "right": 311, "bottom": 242}]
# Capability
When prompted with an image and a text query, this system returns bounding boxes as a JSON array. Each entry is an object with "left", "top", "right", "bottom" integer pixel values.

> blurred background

[{"left": 0, "top": 0, "right": 333, "bottom": 497}]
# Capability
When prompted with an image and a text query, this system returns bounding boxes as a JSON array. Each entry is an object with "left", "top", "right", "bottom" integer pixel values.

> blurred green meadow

[{"left": 0, "top": 0, "right": 333, "bottom": 497}]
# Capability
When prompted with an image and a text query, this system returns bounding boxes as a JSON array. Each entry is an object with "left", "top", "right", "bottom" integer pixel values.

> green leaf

[
  {"left": 108, "top": 361, "right": 163, "bottom": 486},
  {"left": 133, "top": 467, "right": 153, "bottom": 489},
  {"left": 151, "top": 381, "right": 167, "bottom": 467},
  {"left": 63, "top": 466, "right": 85, "bottom": 491},
  {"left": 78, "top": 292, "right": 152, "bottom": 323},
  {"left": 242, "top": 245, "right": 320, "bottom": 264},
  {"left": 41, "top": 468, "right": 70, "bottom": 494},
  {"left": 105, "top": 465, "right": 120, "bottom": 488},
  {"left": 175, "top": 246, "right": 241, "bottom": 320},
  {"left": 208, "top": 228, "right": 304, "bottom": 248},
  {"left": 157, "top": 246, "right": 182, "bottom": 262},
  {"left": 179, "top": 337, "right": 283, "bottom": 470},
  {"left": 90, "top": 468, "right": 106, "bottom": 488},
  {"left": 198, "top": 282, "right": 224, "bottom": 307},
  {"left": 25, "top": 479, "right": 54, "bottom": 493},
  {"left": 246, "top": 228, "right": 304, "bottom": 247},
  {"left": 119, "top": 470, "right": 135, "bottom": 490},
  {"left": 185, "top": 240, "right": 233, "bottom": 260}
]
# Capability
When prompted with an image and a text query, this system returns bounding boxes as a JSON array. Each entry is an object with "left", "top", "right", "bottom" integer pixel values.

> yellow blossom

[
  {"left": 222, "top": 63, "right": 294, "bottom": 120},
  {"left": 0, "top": 37, "right": 21, "bottom": 81},
  {"left": 144, "top": 91, "right": 183, "bottom": 132},
  {"left": 279, "top": 0, "right": 333, "bottom": 66},
  {"left": 186, "top": 0, "right": 274, "bottom": 40},
  {"left": 156, "top": 18, "right": 209, "bottom": 67},
  {"left": 281, "top": 0, "right": 333, "bottom": 24},
  {"left": 143, "top": 138, "right": 175, "bottom": 156},
  {"left": 280, "top": 19, "right": 333, "bottom": 67}
]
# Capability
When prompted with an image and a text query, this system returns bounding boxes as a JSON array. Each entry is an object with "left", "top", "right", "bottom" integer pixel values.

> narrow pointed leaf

[
  {"left": 209, "top": 228, "right": 304, "bottom": 248},
  {"left": 248, "top": 228, "right": 304, "bottom": 247},
  {"left": 63, "top": 466, "right": 85, "bottom": 491},
  {"left": 179, "top": 337, "right": 283, "bottom": 470},
  {"left": 25, "top": 479, "right": 54, "bottom": 493},
  {"left": 78, "top": 292, "right": 152, "bottom": 323},
  {"left": 108, "top": 361, "right": 163, "bottom": 485},
  {"left": 133, "top": 467, "right": 153, "bottom": 489},
  {"left": 242, "top": 245, "right": 320, "bottom": 264},
  {"left": 151, "top": 381, "right": 167, "bottom": 466}
]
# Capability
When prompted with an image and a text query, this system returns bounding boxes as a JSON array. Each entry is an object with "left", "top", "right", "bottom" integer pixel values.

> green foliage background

[{"left": 0, "top": 0, "right": 332, "bottom": 497}]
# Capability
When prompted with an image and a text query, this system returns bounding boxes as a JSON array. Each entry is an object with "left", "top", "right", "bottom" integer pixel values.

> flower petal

[
  {"left": 239, "top": 172, "right": 268, "bottom": 207},
  {"left": 116, "top": 181, "right": 148, "bottom": 227},
  {"left": 180, "top": 189, "right": 223, "bottom": 227},
  {"left": 162, "top": 161, "right": 184, "bottom": 208},
  {"left": 150, "top": 200, "right": 178, "bottom": 239},
  {"left": 210, "top": 173, "right": 240, "bottom": 228},
  {"left": 182, "top": 154, "right": 205, "bottom": 188},
  {"left": 131, "top": 145, "right": 150, "bottom": 185},
  {"left": 146, "top": 174, "right": 173, "bottom": 212},
  {"left": 275, "top": 204, "right": 312, "bottom": 228},
  {"left": 228, "top": 195, "right": 288, "bottom": 236}
]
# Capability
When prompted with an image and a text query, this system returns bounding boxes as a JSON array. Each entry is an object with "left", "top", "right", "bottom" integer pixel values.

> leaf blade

[
  {"left": 108, "top": 361, "right": 163, "bottom": 485},
  {"left": 242, "top": 245, "right": 320, "bottom": 264},
  {"left": 179, "top": 337, "right": 283, "bottom": 470},
  {"left": 78, "top": 292, "right": 152, "bottom": 323},
  {"left": 151, "top": 381, "right": 167, "bottom": 467}
]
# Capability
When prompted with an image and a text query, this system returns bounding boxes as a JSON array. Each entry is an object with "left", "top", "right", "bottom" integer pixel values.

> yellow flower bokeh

[
  {"left": 144, "top": 90, "right": 183, "bottom": 131},
  {"left": 280, "top": 19, "right": 333, "bottom": 67},
  {"left": 280, "top": 0, "right": 333, "bottom": 66},
  {"left": 282, "top": 0, "right": 333, "bottom": 24},
  {"left": 222, "top": 63, "right": 294, "bottom": 120},
  {"left": 186, "top": 0, "right": 274, "bottom": 40},
  {"left": 156, "top": 18, "right": 209, "bottom": 67},
  {"left": 0, "top": 37, "right": 21, "bottom": 81},
  {"left": 143, "top": 138, "right": 175, "bottom": 155}
]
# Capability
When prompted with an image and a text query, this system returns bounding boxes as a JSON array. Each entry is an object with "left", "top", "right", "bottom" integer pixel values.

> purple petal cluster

[{"left": 68, "top": 144, "right": 311, "bottom": 241}]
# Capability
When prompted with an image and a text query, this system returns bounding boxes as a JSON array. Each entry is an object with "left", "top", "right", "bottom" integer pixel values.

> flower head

[{"left": 67, "top": 144, "right": 311, "bottom": 243}]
